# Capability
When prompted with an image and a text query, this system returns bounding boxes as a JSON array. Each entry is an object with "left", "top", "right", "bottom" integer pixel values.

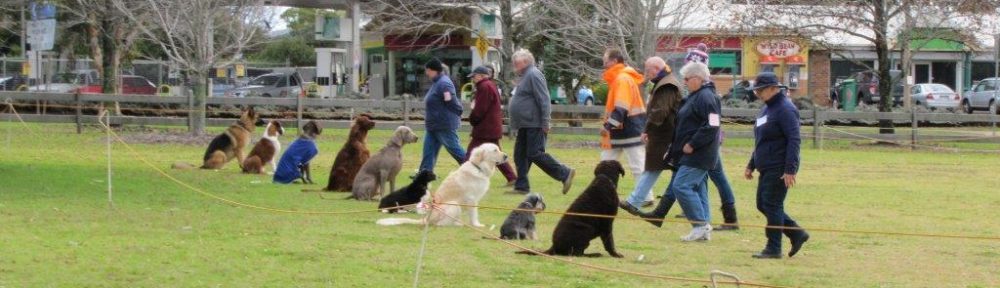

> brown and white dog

[
  {"left": 242, "top": 120, "right": 284, "bottom": 174},
  {"left": 202, "top": 106, "right": 263, "bottom": 170},
  {"left": 324, "top": 114, "right": 376, "bottom": 191}
]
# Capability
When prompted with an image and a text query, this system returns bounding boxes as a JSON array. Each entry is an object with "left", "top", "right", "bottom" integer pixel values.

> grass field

[{"left": 1, "top": 122, "right": 999, "bottom": 287}]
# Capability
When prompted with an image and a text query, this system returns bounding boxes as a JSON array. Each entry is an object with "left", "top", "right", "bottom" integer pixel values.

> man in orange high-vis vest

[{"left": 599, "top": 48, "right": 647, "bottom": 180}]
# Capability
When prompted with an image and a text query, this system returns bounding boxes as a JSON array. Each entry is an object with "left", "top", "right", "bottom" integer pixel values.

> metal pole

[{"left": 992, "top": 33, "right": 998, "bottom": 138}]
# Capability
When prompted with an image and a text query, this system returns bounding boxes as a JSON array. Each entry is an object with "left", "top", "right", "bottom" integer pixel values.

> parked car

[
  {"left": 577, "top": 86, "right": 595, "bottom": 105},
  {"left": 724, "top": 80, "right": 756, "bottom": 102},
  {"left": 833, "top": 70, "right": 902, "bottom": 107},
  {"left": 962, "top": 78, "right": 1000, "bottom": 114},
  {"left": 77, "top": 75, "right": 157, "bottom": 95},
  {"left": 911, "top": 83, "right": 960, "bottom": 111},
  {"left": 225, "top": 72, "right": 303, "bottom": 98},
  {"left": 27, "top": 70, "right": 100, "bottom": 93},
  {"left": 0, "top": 75, "right": 28, "bottom": 91}
]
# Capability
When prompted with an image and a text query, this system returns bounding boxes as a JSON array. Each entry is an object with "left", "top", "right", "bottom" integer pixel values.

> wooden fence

[{"left": 2, "top": 91, "right": 999, "bottom": 148}]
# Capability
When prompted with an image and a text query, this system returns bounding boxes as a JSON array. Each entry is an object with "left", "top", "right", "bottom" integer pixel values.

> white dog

[{"left": 377, "top": 143, "right": 508, "bottom": 227}]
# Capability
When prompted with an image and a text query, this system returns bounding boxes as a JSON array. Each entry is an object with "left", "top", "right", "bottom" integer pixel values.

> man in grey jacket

[{"left": 508, "top": 49, "right": 575, "bottom": 195}]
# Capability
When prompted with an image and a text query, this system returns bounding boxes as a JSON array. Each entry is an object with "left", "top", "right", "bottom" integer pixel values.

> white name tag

[
  {"left": 709, "top": 113, "right": 720, "bottom": 127},
  {"left": 756, "top": 115, "right": 768, "bottom": 127}
]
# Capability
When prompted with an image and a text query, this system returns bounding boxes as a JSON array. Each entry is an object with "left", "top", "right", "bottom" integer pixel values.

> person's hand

[
  {"left": 781, "top": 173, "right": 796, "bottom": 188},
  {"left": 600, "top": 127, "right": 609, "bottom": 137},
  {"left": 543, "top": 126, "right": 550, "bottom": 135},
  {"left": 641, "top": 133, "right": 648, "bottom": 144},
  {"left": 682, "top": 143, "right": 694, "bottom": 154},
  {"left": 744, "top": 169, "right": 754, "bottom": 180}
]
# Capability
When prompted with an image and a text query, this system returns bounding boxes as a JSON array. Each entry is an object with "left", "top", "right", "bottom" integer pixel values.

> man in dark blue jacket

[
  {"left": 744, "top": 72, "right": 808, "bottom": 259},
  {"left": 418, "top": 58, "right": 466, "bottom": 173},
  {"left": 667, "top": 61, "right": 720, "bottom": 242}
]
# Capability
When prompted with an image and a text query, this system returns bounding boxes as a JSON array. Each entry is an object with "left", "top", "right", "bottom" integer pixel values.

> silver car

[
  {"left": 911, "top": 83, "right": 960, "bottom": 111},
  {"left": 962, "top": 78, "right": 1000, "bottom": 114},
  {"left": 225, "top": 72, "right": 303, "bottom": 98}
]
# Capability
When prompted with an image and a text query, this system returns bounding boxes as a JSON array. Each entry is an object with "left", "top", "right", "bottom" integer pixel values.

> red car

[{"left": 78, "top": 75, "right": 157, "bottom": 95}]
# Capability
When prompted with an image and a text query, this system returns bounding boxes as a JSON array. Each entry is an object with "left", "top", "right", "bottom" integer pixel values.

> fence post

[
  {"left": 403, "top": 95, "right": 410, "bottom": 127},
  {"left": 911, "top": 108, "right": 918, "bottom": 150},
  {"left": 75, "top": 92, "right": 82, "bottom": 134},
  {"left": 296, "top": 93, "right": 303, "bottom": 130},
  {"left": 812, "top": 109, "right": 821, "bottom": 149}
]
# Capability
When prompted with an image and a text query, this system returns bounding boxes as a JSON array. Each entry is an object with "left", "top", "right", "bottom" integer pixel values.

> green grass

[{"left": 1, "top": 122, "right": 999, "bottom": 287}]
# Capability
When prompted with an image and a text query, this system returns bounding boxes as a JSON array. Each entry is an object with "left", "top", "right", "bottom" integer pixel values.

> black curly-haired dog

[
  {"left": 500, "top": 193, "right": 546, "bottom": 240},
  {"left": 519, "top": 160, "right": 625, "bottom": 258},
  {"left": 378, "top": 170, "right": 437, "bottom": 213}
]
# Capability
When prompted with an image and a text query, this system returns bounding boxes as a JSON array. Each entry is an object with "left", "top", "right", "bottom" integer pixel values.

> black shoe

[
  {"left": 641, "top": 200, "right": 654, "bottom": 208},
  {"left": 720, "top": 204, "right": 739, "bottom": 230},
  {"left": 674, "top": 214, "right": 686, "bottom": 218},
  {"left": 752, "top": 250, "right": 782, "bottom": 259},
  {"left": 789, "top": 232, "right": 810, "bottom": 258},
  {"left": 637, "top": 211, "right": 665, "bottom": 228},
  {"left": 714, "top": 223, "right": 739, "bottom": 231},
  {"left": 506, "top": 189, "right": 531, "bottom": 195},
  {"left": 561, "top": 169, "right": 576, "bottom": 195},
  {"left": 618, "top": 201, "right": 642, "bottom": 216}
]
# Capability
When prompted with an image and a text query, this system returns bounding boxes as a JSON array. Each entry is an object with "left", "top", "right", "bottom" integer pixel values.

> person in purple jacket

[{"left": 744, "top": 72, "right": 808, "bottom": 259}]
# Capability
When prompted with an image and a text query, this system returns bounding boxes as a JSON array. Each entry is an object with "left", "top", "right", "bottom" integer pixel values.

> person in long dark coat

[{"left": 619, "top": 56, "right": 682, "bottom": 213}]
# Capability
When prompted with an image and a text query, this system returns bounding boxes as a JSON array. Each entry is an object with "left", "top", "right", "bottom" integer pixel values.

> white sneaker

[{"left": 681, "top": 225, "right": 712, "bottom": 242}]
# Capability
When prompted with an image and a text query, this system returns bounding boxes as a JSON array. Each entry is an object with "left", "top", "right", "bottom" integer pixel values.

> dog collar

[{"left": 471, "top": 162, "right": 489, "bottom": 176}]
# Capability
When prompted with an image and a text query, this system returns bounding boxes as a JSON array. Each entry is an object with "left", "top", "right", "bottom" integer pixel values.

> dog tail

[
  {"left": 242, "top": 156, "right": 262, "bottom": 173},
  {"left": 171, "top": 162, "right": 197, "bottom": 170},
  {"left": 376, "top": 217, "right": 425, "bottom": 226}
]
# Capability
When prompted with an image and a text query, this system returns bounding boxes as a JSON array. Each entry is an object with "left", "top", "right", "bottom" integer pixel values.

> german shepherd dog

[{"left": 202, "top": 106, "right": 263, "bottom": 170}]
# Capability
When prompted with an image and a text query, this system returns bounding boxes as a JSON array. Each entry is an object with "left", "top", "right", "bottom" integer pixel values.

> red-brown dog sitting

[{"left": 324, "top": 114, "right": 376, "bottom": 191}]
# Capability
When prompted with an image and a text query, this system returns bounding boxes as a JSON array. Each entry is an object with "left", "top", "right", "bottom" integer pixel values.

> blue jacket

[
  {"left": 273, "top": 137, "right": 319, "bottom": 184},
  {"left": 747, "top": 92, "right": 801, "bottom": 174},
  {"left": 423, "top": 74, "right": 462, "bottom": 131},
  {"left": 669, "top": 82, "right": 721, "bottom": 171}
]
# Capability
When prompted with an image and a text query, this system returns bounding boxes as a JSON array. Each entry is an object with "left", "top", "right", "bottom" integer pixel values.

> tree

[
  {"left": 113, "top": 0, "right": 270, "bottom": 134},
  {"left": 361, "top": 1, "right": 537, "bottom": 100},
  {"left": 59, "top": 0, "right": 150, "bottom": 95},
  {"left": 735, "top": 0, "right": 996, "bottom": 134},
  {"left": 523, "top": 0, "right": 703, "bottom": 102}
]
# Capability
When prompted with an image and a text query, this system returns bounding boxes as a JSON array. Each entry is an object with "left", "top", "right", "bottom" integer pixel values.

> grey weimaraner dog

[{"left": 349, "top": 126, "right": 419, "bottom": 201}]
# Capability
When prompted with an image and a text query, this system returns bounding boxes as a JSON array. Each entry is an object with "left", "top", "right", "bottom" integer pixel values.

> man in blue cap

[{"left": 744, "top": 72, "right": 809, "bottom": 259}]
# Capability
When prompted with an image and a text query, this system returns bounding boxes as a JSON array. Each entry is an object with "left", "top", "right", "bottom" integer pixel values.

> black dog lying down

[
  {"left": 500, "top": 193, "right": 546, "bottom": 240},
  {"left": 518, "top": 160, "right": 625, "bottom": 258},
  {"left": 378, "top": 170, "right": 436, "bottom": 213}
]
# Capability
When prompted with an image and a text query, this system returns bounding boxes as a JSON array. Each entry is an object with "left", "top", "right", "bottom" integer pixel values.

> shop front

[{"left": 743, "top": 37, "right": 811, "bottom": 98}]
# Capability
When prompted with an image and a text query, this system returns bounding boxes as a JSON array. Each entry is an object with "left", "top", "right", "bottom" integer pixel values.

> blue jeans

[
  {"left": 672, "top": 165, "right": 711, "bottom": 228},
  {"left": 418, "top": 129, "right": 467, "bottom": 173},
  {"left": 513, "top": 128, "right": 570, "bottom": 191},
  {"left": 756, "top": 168, "right": 805, "bottom": 252},
  {"left": 626, "top": 170, "right": 662, "bottom": 207},
  {"left": 709, "top": 155, "right": 736, "bottom": 206}
]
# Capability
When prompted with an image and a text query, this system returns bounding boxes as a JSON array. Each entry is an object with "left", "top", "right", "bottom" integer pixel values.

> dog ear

[
  {"left": 391, "top": 129, "right": 404, "bottom": 146},
  {"left": 470, "top": 146, "right": 485, "bottom": 164}
]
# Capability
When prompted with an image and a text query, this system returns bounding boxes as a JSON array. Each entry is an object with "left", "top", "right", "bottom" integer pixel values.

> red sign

[{"left": 756, "top": 39, "right": 801, "bottom": 58}]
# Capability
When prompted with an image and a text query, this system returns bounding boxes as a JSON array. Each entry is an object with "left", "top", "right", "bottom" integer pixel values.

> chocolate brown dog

[
  {"left": 325, "top": 114, "right": 376, "bottom": 191},
  {"left": 519, "top": 160, "right": 625, "bottom": 257}
]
